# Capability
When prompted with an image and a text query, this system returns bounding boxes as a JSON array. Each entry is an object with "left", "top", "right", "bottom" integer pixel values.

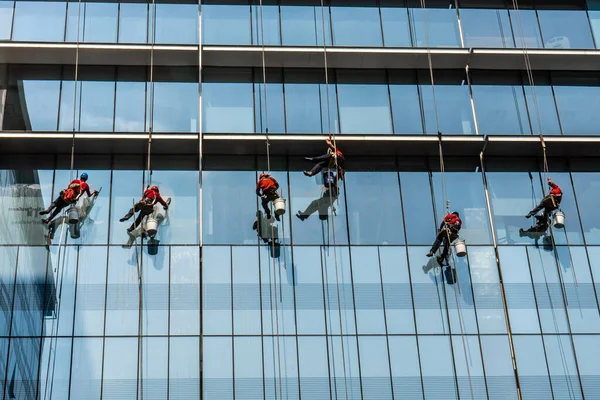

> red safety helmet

[
  {"left": 150, "top": 185, "right": 159, "bottom": 192},
  {"left": 259, "top": 173, "right": 268, "bottom": 179}
]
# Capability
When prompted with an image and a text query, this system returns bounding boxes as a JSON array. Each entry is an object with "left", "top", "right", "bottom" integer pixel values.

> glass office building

[{"left": 2, "top": 1, "right": 600, "bottom": 399}]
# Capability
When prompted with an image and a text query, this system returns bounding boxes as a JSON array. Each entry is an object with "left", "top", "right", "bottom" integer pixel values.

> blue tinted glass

[
  {"left": 5, "top": 337, "right": 40, "bottom": 398},
  {"left": 298, "top": 336, "right": 330, "bottom": 399},
  {"left": 255, "top": 83, "right": 285, "bottom": 133},
  {"left": 280, "top": 5, "right": 332, "bottom": 46},
  {"left": 202, "top": 246, "right": 232, "bottom": 335},
  {"left": 139, "top": 337, "right": 168, "bottom": 399},
  {"left": 102, "top": 337, "right": 138, "bottom": 398},
  {"left": 480, "top": 336, "right": 519, "bottom": 399},
  {"left": 65, "top": 1, "right": 83, "bottom": 42},
  {"left": 202, "top": 171, "right": 256, "bottom": 244},
  {"left": 542, "top": 172, "right": 583, "bottom": 245},
  {"left": 234, "top": 337, "right": 264, "bottom": 399},
  {"left": 358, "top": 336, "right": 392, "bottom": 399},
  {"left": 379, "top": 247, "right": 415, "bottom": 333},
  {"left": 572, "top": 173, "right": 600, "bottom": 244},
  {"left": 445, "top": 255, "right": 478, "bottom": 334},
  {"left": 70, "top": 337, "right": 103, "bottom": 398},
  {"left": 294, "top": 246, "right": 326, "bottom": 334},
  {"left": 74, "top": 246, "right": 106, "bottom": 336},
  {"left": 498, "top": 246, "right": 540, "bottom": 333},
  {"left": 351, "top": 247, "right": 387, "bottom": 334},
  {"left": 554, "top": 85, "right": 600, "bottom": 135},
  {"left": 105, "top": 246, "right": 139, "bottom": 335},
  {"left": 538, "top": 10, "right": 594, "bottom": 49},
  {"left": 510, "top": 10, "right": 543, "bottom": 48},
  {"left": 331, "top": 6, "right": 382, "bottom": 46},
  {"left": 328, "top": 336, "right": 361, "bottom": 399},
  {"left": 153, "top": 82, "right": 198, "bottom": 132},
  {"left": 0, "top": 1, "right": 13, "bottom": 40},
  {"left": 141, "top": 248, "right": 169, "bottom": 335},
  {"left": 421, "top": 83, "right": 475, "bottom": 134},
  {"left": 118, "top": 3, "right": 148, "bottom": 44},
  {"left": 388, "top": 336, "right": 423, "bottom": 398},
  {"left": 83, "top": 3, "right": 117, "bottom": 43},
  {"left": 284, "top": 82, "right": 322, "bottom": 133},
  {"left": 337, "top": 82, "right": 392, "bottom": 134},
  {"left": 39, "top": 337, "right": 72, "bottom": 399},
  {"left": 0, "top": 247, "right": 17, "bottom": 336},
  {"left": 320, "top": 83, "right": 339, "bottom": 133},
  {"left": 202, "top": 5, "right": 250, "bottom": 45},
  {"left": 590, "top": 11, "right": 600, "bottom": 48},
  {"left": 323, "top": 248, "right": 356, "bottom": 335},
  {"left": 263, "top": 336, "right": 300, "bottom": 399},
  {"left": 513, "top": 336, "right": 553, "bottom": 399},
  {"left": 524, "top": 85, "right": 562, "bottom": 135},
  {"left": 461, "top": 8, "right": 513, "bottom": 48},
  {"left": 408, "top": 247, "right": 450, "bottom": 334},
  {"left": 232, "top": 247, "right": 261, "bottom": 335},
  {"left": 389, "top": 79, "right": 423, "bottom": 134},
  {"left": 400, "top": 172, "right": 435, "bottom": 245},
  {"left": 203, "top": 83, "right": 254, "bottom": 133},
  {"left": 260, "top": 244, "right": 296, "bottom": 336},
  {"left": 381, "top": 7, "right": 411, "bottom": 47},
  {"left": 170, "top": 337, "right": 200, "bottom": 399},
  {"left": 170, "top": 247, "right": 200, "bottom": 335},
  {"left": 544, "top": 334, "right": 583, "bottom": 399},
  {"left": 11, "top": 246, "right": 46, "bottom": 337},
  {"left": 115, "top": 80, "right": 146, "bottom": 132},
  {"left": 203, "top": 337, "right": 233, "bottom": 399},
  {"left": 109, "top": 170, "right": 143, "bottom": 245},
  {"left": 409, "top": 7, "right": 461, "bottom": 47},
  {"left": 451, "top": 335, "right": 486, "bottom": 399},
  {"left": 14, "top": 78, "right": 60, "bottom": 131},
  {"left": 46, "top": 245, "right": 76, "bottom": 336},
  {"left": 345, "top": 172, "right": 405, "bottom": 244},
  {"left": 472, "top": 84, "right": 530, "bottom": 135},
  {"left": 573, "top": 335, "right": 600, "bottom": 399},
  {"left": 12, "top": 1, "right": 66, "bottom": 42},
  {"left": 418, "top": 336, "right": 458, "bottom": 398},
  {"left": 470, "top": 246, "right": 507, "bottom": 333},
  {"left": 251, "top": 5, "right": 280, "bottom": 45},
  {"left": 155, "top": 4, "right": 197, "bottom": 44},
  {"left": 58, "top": 80, "right": 81, "bottom": 131},
  {"left": 80, "top": 81, "right": 115, "bottom": 131}
]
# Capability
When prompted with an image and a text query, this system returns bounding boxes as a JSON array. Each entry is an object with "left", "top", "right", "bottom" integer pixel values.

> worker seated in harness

[
  {"left": 303, "top": 137, "right": 345, "bottom": 180},
  {"left": 426, "top": 211, "right": 462, "bottom": 261},
  {"left": 40, "top": 173, "right": 98, "bottom": 224},
  {"left": 296, "top": 170, "right": 339, "bottom": 222},
  {"left": 256, "top": 173, "right": 280, "bottom": 221},
  {"left": 120, "top": 185, "right": 169, "bottom": 232},
  {"left": 526, "top": 177, "right": 562, "bottom": 222}
]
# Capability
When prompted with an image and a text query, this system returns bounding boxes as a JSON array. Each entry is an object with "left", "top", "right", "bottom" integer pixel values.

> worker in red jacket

[
  {"left": 526, "top": 177, "right": 562, "bottom": 222},
  {"left": 303, "top": 137, "right": 345, "bottom": 180},
  {"left": 40, "top": 172, "right": 98, "bottom": 224},
  {"left": 426, "top": 211, "right": 462, "bottom": 259},
  {"left": 256, "top": 173, "right": 280, "bottom": 221},
  {"left": 120, "top": 185, "right": 169, "bottom": 232}
]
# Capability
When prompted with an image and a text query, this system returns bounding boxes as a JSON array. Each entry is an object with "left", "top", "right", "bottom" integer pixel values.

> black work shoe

[
  {"left": 42, "top": 218, "right": 50, "bottom": 224},
  {"left": 296, "top": 211, "right": 307, "bottom": 221},
  {"left": 275, "top": 214, "right": 281, "bottom": 221},
  {"left": 525, "top": 212, "right": 533, "bottom": 219},
  {"left": 303, "top": 171, "right": 312, "bottom": 177},
  {"left": 127, "top": 227, "right": 134, "bottom": 233},
  {"left": 39, "top": 210, "right": 49, "bottom": 215},
  {"left": 120, "top": 216, "right": 128, "bottom": 222},
  {"left": 426, "top": 251, "right": 434, "bottom": 257}
]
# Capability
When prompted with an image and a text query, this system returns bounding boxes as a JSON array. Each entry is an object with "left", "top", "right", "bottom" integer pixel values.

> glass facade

[{"left": 2, "top": 0, "right": 600, "bottom": 399}]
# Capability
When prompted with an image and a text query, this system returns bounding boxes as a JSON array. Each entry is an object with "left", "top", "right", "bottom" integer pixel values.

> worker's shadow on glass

[
  {"left": 295, "top": 183, "right": 339, "bottom": 222},
  {"left": 253, "top": 211, "right": 282, "bottom": 258},
  {"left": 519, "top": 215, "right": 553, "bottom": 251},
  {"left": 422, "top": 254, "right": 456, "bottom": 286}
]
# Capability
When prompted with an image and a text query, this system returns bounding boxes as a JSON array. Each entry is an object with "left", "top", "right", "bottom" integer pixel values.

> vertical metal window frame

[
  {"left": 8, "top": 0, "right": 15, "bottom": 41},
  {"left": 198, "top": 1, "right": 204, "bottom": 395},
  {"left": 584, "top": 2, "right": 599, "bottom": 49},
  {"left": 516, "top": 71, "right": 537, "bottom": 136},
  {"left": 0, "top": 64, "right": 7, "bottom": 130},
  {"left": 478, "top": 146, "right": 523, "bottom": 398},
  {"left": 1, "top": 246, "right": 19, "bottom": 400},
  {"left": 454, "top": 0, "right": 465, "bottom": 48},
  {"left": 464, "top": 53, "right": 480, "bottom": 135}
]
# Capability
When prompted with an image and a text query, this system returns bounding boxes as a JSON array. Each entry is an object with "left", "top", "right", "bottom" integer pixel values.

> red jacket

[
  {"left": 143, "top": 189, "right": 168, "bottom": 207},
  {"left": 443, "top": 213, "right": 462, "bottom": 230},
  {"left": 257, "top": 176, "right": 279, "bottom": 193},
  {"left": 69, "top": 179, "right": 92, "bottom": 197},
  {"left": 549, "top": 182, "right": 562, "bottom": 199}
]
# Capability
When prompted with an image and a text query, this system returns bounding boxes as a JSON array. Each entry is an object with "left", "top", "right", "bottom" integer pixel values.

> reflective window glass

[
  {"left": 461, "top": 8, "right": 514, "bottom": 48},
  {"left": 573, "top": 335, "right": 600, "bottom": 399},
  {"left": 170, "top": 337, "right": 200, "bottom": 399},
  {"left": 73, "top": 246, "right": 106, "bottom": 336},
  {"left": 379, "top": 247, "right": 415, "bottom": 333},
  {"left": 538, "top": 10, "right": 594, "bottom": 49},
  {"left": 480, "top": 336, "right": 519, "bottom": 399},
  {"left": 409, "top": 7, "right": 461, "bottom": 47},
  {"left": 445, "top": 255, "right": 478, "bottom": 334},
  {"left": 80, "top": 79, "right": 116, "bottom": 132},
  {"left": 12, "top": 1, "right": 66, "bottom": 42},
  {"left": 513, "top": 335, "right": 553, "bottom": 399},
  {"left": 323, "top": 247, "right": 356, "bottom": 335},
  {"left": 83, "top": 2, "right": 118, "bottom": 43},
  {"left": 359, "top": 337, "right": 392, "bottom": 398},
  {"left": 0, "top": 0, "right": 13, "bottom": 40},
  {"left": 109, "top": 170, "right": 143, "bottom": 245},
  {"left": 590, "top": 11, "right": 600, "bottom": 48},
  {"left": 39, "top": 337, "right": 72, "bottom": 399},
  {"left": 260, "top": 244, "right": 296, "bottom": 336},
  {"left": 284, "top": 80, "right": 322, "bottom": 133},
  {"left": 331, "top": 5, "right": 383, "bottom": 46},
  {"left": 105, "top": 246, "right": 139, "bottom": 335},
  {"left": 553, "top": 83, "right": 600, "bottom": 135},
  {"left": 232, "top": 247, "right": 261, "bottom": 335},
  {"left": 102, "top": 337, "right": 138, "bottom": 398},
  {"left": 118, "top": 3, "right": 148, "bottom": 44},
  {"left": 203, "top": 82, "right": 254, "bottom": 133},
  {"left": 255, "top": 82, "right": 285, "bottom": 133},
  {"left": 298, "top": 336, "right": 330, "bottom": 399},
  {"left": 202, "top": 246, "right": 232, "bottom": 335},
  {"left": 5, "top": 338, "right": 39, "bottom": 398},
  {"left": 280, "top": 5, "right": 332, "bottom": 46},
  {"left": 544, "top": 334, "right": 583, "bottom": 398},
  {"left": 388, "top": 336, "right": 423, "bottom": 398},
  {"left": 0, "top": 247, "right": 17, "bottom": 336},
  {"left": 58, "top": 78, "right": 81, "bottom": 132},
  {"left": 203, "top": 337, "right": 233, "bottom": 399},
  {"left": 471, "top": 81, "right": 530, "bottom": 135},
  {"left": 153, "top": 82, "right": 198, "bottom": 132},
  {"left": 46, "top": 245, "right": 76, "bottom": 336},
  {"left": 155, "top": 4, "right": 198, "bottom": 44},
  {"left": 139, "top": 337, "right": 168, "bottom": 399},
  {"left": 451, "top": 335, "right": 486, "bottom": 399},
  {"left": 346, "top": 172, "right": 405, "bottom": 244},
  {"left": 418, "top": 336, "right": 458, "bottom": 398},
  {"left": 470, "top": 246, "right": 507, "bottom": 333},
  {"left": 11, "top": 246, "right": 46, "bottom": 337},
  {"left": 572, "top": 173, "right": 600, "bottom": 244},
  {"left": 65, "top": 1, "right": 83, "bottom": 42},
  {"left": 294, "top": 246, "right": 326, "bottom": 334},
  {"left": 510, "top": 9, "right": 543, "bottom": 48},
  {"left": 381, "top": 6, "right": 412, "bottom": 47},
  {"left": 115, "top": 67, "right": 146, "bottom": 132},
  {"left": 400, "top": 172, "right": 435, "bottom": 245},
  {"left": 337, "top": 71, "right": 392, "bottom": 134},
  {"left": 234, "top": 337, "right": 264, "bottom": 398},
  {"left": 351, "top": 247, "right": 387, "bottom": 334},
  {"left": 141, "top": 249, "right": 169, "bottom": 335},
  {"left": 70, "top": 338, "right": 103, "bottom": 399},
  {"left": 170, "top": 246, "right": 200, "bottom": 335},
  {"left": 202, "top": 4, "right": 250, "bottom": 45},
  {"left": 263, "top": 336, "right": 299, "bottom": 399},
  {"left": 328, "top": 336, "right": 361, "bottom": 399},
  {"left": 388, "top": 71, "right": 423, "bottom": 134},
  {"left": 523, "top": 84, "right": 562, "bottom": 135},
  {"left": 251, "top": 5, "right": 280, "bottom": 45}
]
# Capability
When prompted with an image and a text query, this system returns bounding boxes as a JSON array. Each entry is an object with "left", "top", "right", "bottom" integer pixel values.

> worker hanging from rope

[
  {"left": 296, "top": 170, "right": 338, "bottom": 221},
  {"left": 256, "top": 173, "right": 281, "bottom": 221},
  {"left": 120, "top": 185, "right": 168, "bottom": 232},
  {"left": 426, "top": 211, "right": 462, "bottom": 260},
  {"left": 303, "top": 137, "right": 345, "bottom": 180},
  {"left": 40, "top": 173, "right": 98, "bottom": 224},
  {"left": 526, "top": 177, "right": 562, "bottom": 223}
]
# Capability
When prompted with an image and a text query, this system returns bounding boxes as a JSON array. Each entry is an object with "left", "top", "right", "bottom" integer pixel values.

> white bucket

[
  {"left": 273, "top": 198, "right": 286, "bottom": 215},
  {"left": 454, "top": 239, "right": 467, "bottom": 257},
  {"left": 554, "top": 211, "right": 565, "bottom": 229},
  {"left": 146, "top": 218, "right": 159, "bottom": 236},
  {"left": 68, "top": 207, "right": 79, "bottom": 225}
]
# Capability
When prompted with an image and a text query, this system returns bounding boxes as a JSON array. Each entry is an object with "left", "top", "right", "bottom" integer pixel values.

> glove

[
  {"left": 261, "top": 195, "right": 267, "bottom": 200},
  {"left": 163, "top": 206, "right": 169, "bottom": 210},
  {"left": 93, "top": 190, "right": 99, "bottom": 196}
]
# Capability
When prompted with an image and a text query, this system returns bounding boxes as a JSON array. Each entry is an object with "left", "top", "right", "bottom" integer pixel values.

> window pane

[
  {"left": 170, "top": 246, "right": 200, "bottom": 335},
  {"left": 389, "top": 74, "right": 423, "bottom": 134},
  {"left": 280, "top": 5, "right": 331, "bottom": 46},
  {"left": 115, "top": 72, "right": 146, "bottom": 132},
  {"left": 346, "top": 172, "right": 405, "bottom": 245},
  {"left": 255, "top": 83, "right": 285, "bottom": 133},
  {"left": 234, "top": 337, "right": 264, "bottom": 399},
  {"left": 523, "top": 84, "right": 562, "bottom": 135},
  {"left": 65, "top": 1, "right": 83, "bottom": 42},
  {"left": 446, "top": 255, "right": 478, "bottom": 334},
  {"left": 409, "top": 7, "right": 461, "bottom": 47},
  {"left": 0, "top": 0, "right": 13, "bottom": 40},
  {"left": 12, "top": 246, "right": 46, "bottom": 337},
  {"left": 513, "top": 335, "right": 553, "bottom": 399},
  {"left": 400, "top": 172, "right": 435, "bottom": 245},
  {"left": 461, "top": 8, "right": 513, "bottom": 48},
  {"left": 421, "top": 76, "right": 474, "bottom": 134},
  {"left": 102, "top": 337, "right": 137, "bottom": 399},
  {"left": 260, "top": 244, "right": 296, "bottom": 335},
  {"left": 0, "top": 247, "right": 17, "bottom": 336},
  {"left": 331, "top": 6, "right": 382, "bottom": 46},
  {"left": 155, "top": 4, "right": 198, "bottom": 44},
  {"left": 284, "top": 82, "right": 322, "bottom": 133},
  {"left": 203, "top": 336, "right": 232, "bottom": 399},
  {"left": 510, "top": 10, "right": 543, "bottom": 48},
  {"left": 590, "top": 10, "right": 600, "bottom": 48},
  {"left": 263, "top": 336, "right": 299, "bottom": 400},
  {"left": 294, "top": 246, "right": 325, "bottom": 334},
  {"left": 118, "top": 3, "right": 148, "bottom": 44},
  {"left": 140, "top": 249, "right": 168, "bottom": 335},
  {"left": 203, "top": 83, "right": 254, "bottom": 133},
  {"left": 39, "top": 338, "right": 72, "bottom": 400},
  {"left": 470, "top": 246, "right": 507, "bottom": 333},
  {"left": 74, "top": 246, "right": 107, "bottom": 336},
  {"left": 418, "top": 336, "right": 458, "bottom": 398},
  {"left": 170, "top": 337, "right": 200, "bottom": 399},
  {"left": 323, "top": 247, "right": 355, "bottom": 335},
  {"left": 351, "top": 247, "right": 386, "bottom": 334},
  {"left": 379, "top": 247, "right": 415, "bottom": 334},
  {"left": 328, "top": 336, "right": 361, "bottom": 399},
  {"left": 388, "top": 336, "right": 423, "bottom": 398},
  {"left": 298, "top": 336, "right": 330, "bottom": 400},
  {"left": 573, "top": 335, "right": 600, "bottom": 399},
  {"left": 451, "top": 335, "right": 486, "bottom": 399},
  {"left": 202, "top": 5, "right": 250, "bottom": 45},
  {"left": 83, "top": 3, "right": 118, "bottom": 43},
  {"left": 553, "top": 84, "right": 600, "bottom": 135},
  {"left": 202, "top": 246, "right": 231, "bottom": 335},
  {"left": 80, "top": 80, "right": 116, "bottom": 132},
  {"left": 472, "top": 84, "right": 530, "bottom": 135},
  {"left": 480, "top": 335, "right": 519, "bottom": 399},
  {"left": 381, "top": 7, "right": 412, "bottom": 47},
  {"left": 538, "top": 10, "right": 594, "bottom": 49},
  {"left": 109, "top": 170, "right": 143, "bottom": 245},
  {"left": 105, "top": 246, "right": 139, "bottom": 335},
  {"left": 46, "top": 245, "right": 77, "bottom": 336},
  {"left": 139, "top": 337, "right": 168, "bottom": 399},
  {"left": 58, "top": 79, "right": 81, "bottom": 131},
  {"left": 572, "top": 173, "right": 600, "bottom": 244},
  {"left": 12, "top": 1, "right": 66, "bottom": 42},
  {"left": 251, "top": 5, "right": 280, "bottom": 45},
  {"left": 232, "top": 247, "right": 261, "bottom": 335},
  {"left": 70, "top": 337, "right": 103, "bottom": 399},
  {"left": 544, "top": 334, "right": 583, "bottom": 399},
  {"left": 153, "top": 82, "right": 198, "bottom": 132}
]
